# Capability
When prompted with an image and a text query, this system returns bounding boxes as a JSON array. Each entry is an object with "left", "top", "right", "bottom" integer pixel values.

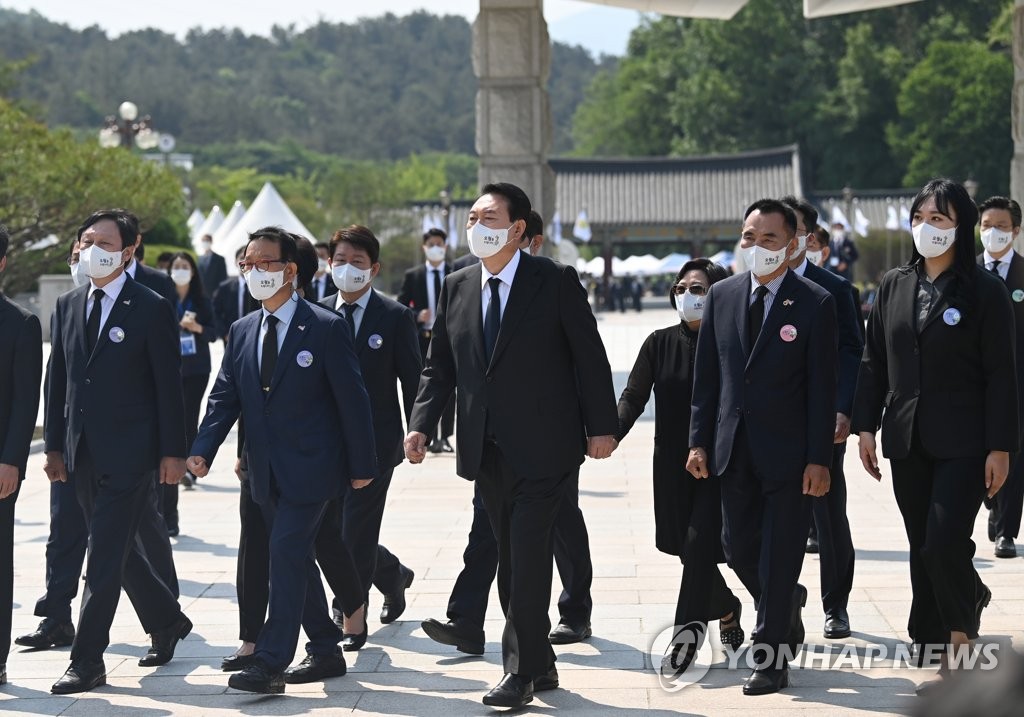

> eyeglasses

[
  {"left": 673, "top": 284, "right": 707, "bottom": 296},
  {"left": 238, "top": 259, "right": 286, "bottom": 274}
]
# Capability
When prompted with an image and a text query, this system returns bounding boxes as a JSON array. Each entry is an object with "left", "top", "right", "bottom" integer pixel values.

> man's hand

[
  {"left": 0, "top": 463, "right": 19, "bottom": 500},
  {"left": 586, "top": 435, "right": 617, "bottom": 459},
  {"left": 233, "top": 458, "right": 245, "bottom": 482},
  {"left": 160, "top": 457, "right": 187, "bottom": 485},
  {"left": 686, "top": 448, "right": 709, "bottom": 479},
  {"left": 404, "top": 431, "right": 429, "bottom": 464},
  {"left": 858, "top": 432, "right": 882, "bottom": 480},
  {"left": 186, "top": 455, "right": 210, "bottom": 478},
  {"left": 351, "top": 478, "right": 373, "bottom": 489},
  {"left": 43, "top": 451, "right": 67, "bottom": 483},
  {"left": 802, "top": 463, "right": 831, "bottom": 497},
  {"left": 985, "top": 450, "right": 1010, "bottom": 499},
  {"left": 417, "top": 309, "right": 432, "bottom": 325},
  {"left": 834, "top": 412, "right": 851, "bottom": 443}
]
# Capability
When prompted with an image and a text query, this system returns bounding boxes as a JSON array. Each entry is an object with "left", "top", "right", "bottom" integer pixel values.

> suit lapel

[
  {"left": 736, "top": 274, "right": 753, "bottom": 357},
  {"left": 454, "top": 265, "right": 486, "bottom": 369},
  {"left": 488, "top": 255, "right": 541, "bottom": 371},
  {"left": 355, "top": 291, "right": 384, "bottom": 356},
  {"left": 748, "top": 271, "right": 797, "bottom": 366},
  {"left": 88, "top": 279, "right": 139, "bottom": 366},
  {"left": 1007, "top": 251, "right": 1024, "bottom": 291},
  {"left": 268, "top": 298, "right": 312, "bottom": 397},
  {"left": 71, "top": 286, "right": 90, "bottom": 361},
  {"left": 919, "top": 271, "right": 956, "bottom": 334}
]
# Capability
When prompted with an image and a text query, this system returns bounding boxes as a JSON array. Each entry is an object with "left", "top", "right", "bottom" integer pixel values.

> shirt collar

[
  {"left": 335, "top": 287, "right": 373, "bottom": 312},
  {"left": 481, "top": 249, "right": 522, "bottom": 290},
  {"left": 984, "top": 250, "right": 1012, "bottom": 267},
  {"left": 425, "top": 261, "right": 447, "bottom": 273},
  {"left": 89, "top": 270, "right": 128, "bottom": 302},
  {"left": 262, "top": 292, "right": 300, "bottom": 328},
  {"left": 793, "top": 257, "right": 809, "bottom": 277},
  {"left": 749, "top": 268, "right": 788, "bottom": 297},
  {"left": 125, "top": 259, "right": 137, "bottom": 278}
]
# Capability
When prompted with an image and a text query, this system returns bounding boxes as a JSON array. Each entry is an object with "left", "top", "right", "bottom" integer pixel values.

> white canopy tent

[
  {"left": 215, "top": 183, "right": 315, "bottom": 275},
  {"left": 211, "top": 200, "right": 247, "bottom": 244},
  {"left": 186, "top": 208, "right": 205, "bottom": 236},
  {"left": 619, "top": 254, "right": 663, "bottom": 276},
  {"left": 657, "top": 252, "right": 692, "bottom": 275},
  {"left": 193, "top": 205, "right": 224, "bottom": 243}
]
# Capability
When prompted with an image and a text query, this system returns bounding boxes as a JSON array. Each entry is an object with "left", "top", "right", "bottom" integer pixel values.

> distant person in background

[
  {"left": 213, "top": 246, "right": 258, "bottom": 343},
  {"left": 631, "top": 275, "right": 644, "bottom": 312},
  {"left": 67, "top": 236, "right": 85, "bottom": 288},
  {"left": 291, "top": 235, "right": 319, "bottom": 299},
  {"left": 829, "top": 222, "right": 859, "bottom": 281},
  {"left": 155, "top": 252, "right": 174, "bottom": 273},
  {"left": 197, "top": 234, "right": 228, "bottom": 293},
  {"left": 308, "top": 242, "right": 336, "bottom": 302}
]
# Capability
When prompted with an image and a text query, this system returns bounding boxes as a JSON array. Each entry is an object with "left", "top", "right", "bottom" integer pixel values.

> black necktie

[
  {"left": 86, "top": 289, "right": 104, "bottom": 354},
  {"left": 990, "top": 260, "right": 1002, "bottom": 277},
  {"left": 748, "top": 285, "right": 767, "bottom": 349},
  {"left": 342, "top": 303, "right": 356, "bottom": 337},
  {"left": 432, "top": 268, "right": 442, "bottom": 305},
  {"left": 484, "top": 277, "right": 502, "bottom": 363},
  {"left": 261, "top": 315, "right": 279, "bottom": 393}
]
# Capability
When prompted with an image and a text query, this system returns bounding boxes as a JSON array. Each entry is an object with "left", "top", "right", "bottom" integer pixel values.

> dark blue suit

[
  {"left": 690, "top": 270, "right": 836, "bottom": 662},
  {"left": 192, "top": 296, "right": 376, "bottom": 671}
]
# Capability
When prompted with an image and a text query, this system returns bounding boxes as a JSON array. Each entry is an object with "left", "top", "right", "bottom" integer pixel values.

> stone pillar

[
  {"left": 474, "top": 0, "right": 556, "bottom": 221},
  {"left": 1012, "top": 1, "right": 1024, "bottom": 205}
]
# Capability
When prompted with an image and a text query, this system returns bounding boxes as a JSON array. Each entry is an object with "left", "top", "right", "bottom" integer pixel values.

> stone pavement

[{"left": 6, "top": 306, "right": 1022, "bottom": 715}]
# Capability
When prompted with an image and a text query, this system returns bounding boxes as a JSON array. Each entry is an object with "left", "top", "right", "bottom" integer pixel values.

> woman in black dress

[
  {"left": 616, "top": 258, "right": 742, "bottom": 673},
  {"left": 852, "top": 178, "right": 1018, "bottom": 693}
]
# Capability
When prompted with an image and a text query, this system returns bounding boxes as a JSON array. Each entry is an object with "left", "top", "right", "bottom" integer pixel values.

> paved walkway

[{"left": 6, "top": 307, "right": 1022, "bottom": 715}]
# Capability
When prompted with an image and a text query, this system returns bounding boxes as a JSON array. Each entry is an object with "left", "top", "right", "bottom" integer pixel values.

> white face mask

[
  {"left": 331, "top": 264, "right": 372, "bottom": 293},
  {"left": 170, "top": 268, "right": 192, "bottom": 287},
  {"left": 981, "top": 227, "right": 1014, "bottom": 255},
  {"left": 78, "top": 244, "right": 125, "bottom": 280},
  {"left": 246, "top": 268, "right": 286, "bottom": 301},
  {"left": 69, "top": 261, "right": 85, "bottom": 287},
  {"left": 795, "top": 233, "right": 807, "bottom": 256},
  {"left": 677, "top": 291, "right": 705, "bottom": 323},
  {"left": 805, "top": 249, "right": 824, "bottom": 267},
  {"left": 425, "top": 245, "right": 446, "bottom": 263},
  {"left": 317, "top": 259, "right": 329, "bottom": 274},
  {"left": 741, "top": 244, "right": 789, "bottom": 277},
  {"left": 200, "top": 241, "right": 212, "bottom": 253},
  {"left": 467, "top": 222, "right": 512, "bottom": 259},
  {"left": 913, "top": 222, "right": 956, "bottom": 259}
]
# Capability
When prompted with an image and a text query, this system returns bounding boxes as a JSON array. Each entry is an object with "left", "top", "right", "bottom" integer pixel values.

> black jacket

[
  {"left": 176, "top": 291, "right": 217, "bottom": 377},
  {"left": 977, "top": 251, "right": 1024, "bottom": 424},
  {"left": 0, "top": 294, "right": 42, "bottom": 476},
  {"left": 131, "top": 261, "right": 176, "bottom": 306},
  {"left": 397, "top": 263, "right": 447, "bottom": 329},
  {"left": 198, "top": 252, "right": 228, "bottom": 296},
  {"left": 212, "top": 276, "right": 258, "bottom": 342}
]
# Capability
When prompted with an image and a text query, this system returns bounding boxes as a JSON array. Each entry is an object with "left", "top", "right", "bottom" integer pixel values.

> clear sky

[{"left": 2, "top": 0, "right": 641, "bottom": 56}]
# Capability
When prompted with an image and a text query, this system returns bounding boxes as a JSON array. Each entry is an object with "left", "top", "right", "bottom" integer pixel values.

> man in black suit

[
  {"left": 782, "top": 196, "right": 861, "bottom": 640},
  {"left": 43, "top": 209, "right": 192, "bottom": 694},
  {"left": 196, "top": 234, "right": 228, "bottom": 294},
  {"left": 212, "top": 246, "right": 257, "bottom": 343},
  {"left": 405, "top": 183, "right": 619, "bottom": 708},
  {"left": 398, "top": 228, "right": 455, "bottom": 453},
  {"left": 307, "top": 242, "right": 337, "bottom": 302},
  {"left": 189, "top": 227, "right": 377, "bottom": 694},
  {"left": 318, "top": 224, "right": 421, "bottom": 642},
  {"left": 421, "top": 210, "right": 597, "bottom": 654},
  {"left": 688, "top": 199, "right": 837, "bottom": 696},
  {"left": 829, "top": 222, "right": 859, "bottom": 281},
  {"left": 125, "top": 232, "right": 176, "bottom": 307},
  {"left": 977, "top": 196, "right": 1024, "bottom": 559},
  {"left": 0, "top": 226, "right": 43, "bottom": 685}
]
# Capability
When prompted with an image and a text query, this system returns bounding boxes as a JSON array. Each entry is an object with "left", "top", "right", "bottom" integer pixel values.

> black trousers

[
  {"left": 812, "top": 442, "right": 856, "bottom": 612},
  {"left": 475, "top": 441, "right": 563, "bottom": 678},
  {"left": 719, "top": 424, "right": 811, "bottom": 664},
  {"left": 34, "top": 478, "right": 87, "bottom": 623},
  {"left": 0, "top": 482, "right": 19, "bottom": 665},
  {"left": 161, "top": 373, "right": 209, "bottom": 531},
  {"left": 891, "top": 429, "right": 987, "bottom": 645},
  {"left": 419, "top": 335, "right": 455, "bottom": 440},
  {"left": 316, "top": 499, "right": 370, "bottom": 618},
  {"left": 237, "top": 477, "right": 269, "bottom": 643},
  {"left": 70, "top": 443, "right": 182, "bottom": 664},
  {"left": 447, "top": 471, "right": 593, "bottom": 631},
  {"left": 989, "top": 450, "right": 1024, "bottom": 541}
]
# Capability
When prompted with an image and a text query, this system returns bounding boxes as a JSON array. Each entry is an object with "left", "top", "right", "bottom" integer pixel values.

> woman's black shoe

[{"left": 341, "top": 602, "right": 369, "bottom": 652}]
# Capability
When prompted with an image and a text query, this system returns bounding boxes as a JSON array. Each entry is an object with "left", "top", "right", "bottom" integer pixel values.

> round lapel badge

[
  {"left": 108, "top": 326, "right": 125, "bottom": 343},
  {"left": 368, "top": 334, "right": 384, "bottom": 350},
  {"left": 296, "top": 350, "right": 314, "bottom": 368},
  {"left": 942, "top": 308, "right": 961, "bottom": 326},
  {"left": 1013, "top": 289, "right": 1024, "bottom": 303},
  {"left": 780, "top": 324, "right": 798, "bottom": 342}
]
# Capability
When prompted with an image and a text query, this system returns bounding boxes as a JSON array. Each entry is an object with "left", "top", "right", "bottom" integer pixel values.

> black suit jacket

[
  {"left": 397, "top": 263, "right": 447, "bottom": 330},
  {"left": 802, "top": 261, "right": 863, "bottom": 417},
  {"left": 409, "top": 253, "right": 619, "bottom": 480},
  {"left": 689, "top": 270, "right": 838, "bottom": 483},
  {"left": 198, "top": 252, "right": 228, "bottom": 296},
  {"left": 131, "top": 261, "right": 176, "bottom": 306},
  {"left": 308, "top": 274, "right": 337, "bottom": 303},
  {"left": 45, "top": 276, "right": 187, "bottom": 474},
  {"left": 852, "top": 264, "right": 1019, "bottom": 459},
  {"left": 320, "top": 290, "right": 422, "bottom": 470},
  {"left": 212, "top": 276, "right": 256, "bottom": 342},
  {"left": 177, "top": 292, "right": 217, "bottom": 377},
  {"left": 0, "top": 294, "right": 42, "bottom": 476},
  {"left": 453, "top": 253, "right": 480, "bottom": 270},
  {"left": 978, "top": 251, "right": 1024, "bottom": 422}
]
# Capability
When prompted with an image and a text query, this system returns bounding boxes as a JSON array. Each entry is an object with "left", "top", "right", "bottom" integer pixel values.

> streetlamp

[{"left": 98, "top": 100, "right": 160, "bottom": 150}]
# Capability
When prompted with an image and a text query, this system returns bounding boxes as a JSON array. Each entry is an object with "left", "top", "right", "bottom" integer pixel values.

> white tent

[
  {"left": 657, "top": 252, "right": 691, "bottom": 275},
  {"left": 211, "top": 200, "right": 247, "bottom": 245},
  {"left": 193, "top": 205, "right": 224, "bottom": 243},
  {"left": 215, "top": 183, "right": 316, "bottom": 274},
  {"left": 582, "top": 256, "right": 626, "bottom": 277},
  {"left": 186, "top": 208, "right": 205, "bottom": 235},
  {"left": 620, "top": 254, "right": 663, "bottom": 276}
]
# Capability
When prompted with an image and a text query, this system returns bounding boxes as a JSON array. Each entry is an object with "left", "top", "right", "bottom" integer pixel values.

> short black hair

[
  {"left": 481, "top": 182, "right": 531, "bottom": 224},
  {"left": 743, "top": 199, "right": 797, "bottom": 235},
  {"left": 978, "top": 196, "right": 1023, "bottom": 228},
  {"left": 525, "top": 210, "right": 544, "bottom": 240},
  {"left": 779, "top": 195, "right": 819, "bottom": 232},
  {"left": 0, "top": 225, "right": 8, "bottom": 261},
  {"left": 811, "top": 225, "right": 830, "bottom": 248},
  {"left": 423, "top": 227, "right": 447, "bottom": 244},
  {"left": 331, "top": 225, "right": 381, "bottom": 264},
  {"left": 77, "top": 209, "right": 138, "bottom": 249},
  {"left": 246, "top": 226, "right": 299, "bottom": 265},
  {"left": 234, "top": 245, "right": 247, "bottom": 262},
  {"left": 669, "top": 258, "right": 729, "bottom": 309},
  {"left": 157, "top": 252, "right": 176, "bottom": 266},
  {"left": 135, "top": 242, "right": 146, "bottom": 261},
  {"left": 291, "top": 233, "right": 318, "bottom": 296},
  {"left": 67, "top": 235, "right": 79, "bottom": 260},
  {"left": 314, "top": 241, "right": 331, "bottom": 254}
]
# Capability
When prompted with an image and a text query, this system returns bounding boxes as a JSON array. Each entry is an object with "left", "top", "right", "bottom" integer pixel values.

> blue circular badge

[
  {"left": 368, "top": 334, "right": 383, "bottom": 350},
  {"left": 1013, "top": 289, "right": 1024, "bottom": 303},
  {"left": 942, "top": 308, "right": 961, "bottom": 326}
]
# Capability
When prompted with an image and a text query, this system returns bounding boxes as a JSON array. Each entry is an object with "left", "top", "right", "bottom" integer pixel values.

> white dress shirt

[
  {"left": 257, "top": 293, "right": 298, "bottom": 371},
  {"left": 86, "top": 271, "right": 128, "bottom": 336},
  {"left": 748, "top": 268, "right": 789, "bottom": 326},
  {"left": 793, "top": 257, "right": 809, "bottom": 277},
  {"left": 480, "top": 249, "right": 522, "bottom": 323},
  {"left": 125, "top": 259, "right": 139, "bottom": 279},
  {"left": 335, "top": 288, "right": 373, "bottom": 337},
  {"left": 983, "top": 250, "right": 1012, "bottom": 281},
  {"left": 424, "top": 261, "right": 447, "bottom": 330}
]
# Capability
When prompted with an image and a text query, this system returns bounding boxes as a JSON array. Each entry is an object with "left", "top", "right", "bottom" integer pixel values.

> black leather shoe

[
  {"left": 787, "top": 584, "right": 807, "bottom": 653},
  {"left": 341, "top": 620, "right": 368, "bottom": 652},
  {"left": 15, "top": 618, "right": 75, "bottom": 649},
  {"left": 229, "top": 662, "right": 285, "bottom": 694},
  {"left": 221, "top": 652, "right": 257, "bottom": 672},
  {"left": 533, "top": 665, "right": 559, "bottom": 692},
  {"left": 51, "top": 661, "right": 106, "bottom": 694},
  {"left": 977, "top": 583, "right": 992, "bottom": 626},
  {"left": 284, "top": 649, "right": 347, "bottom": 684},
  {"left": 548, "top": 621, "right": 592, "bottom": 644},
  {"left": 440, "top": 438, "right": 454, "bottom": 453},
  {"left": 0, "top": 664, "right": 6, "bottom": 685},
  {"left": 824, "top": 607, "right": 851, "bottom": 639},
  {"left": 421, "top": 618, "right": 485, "bottom": 655},
  {"left": 995, "top": 536, "right": 1017, "bottom": 558},
  {"left": 139, "top": 613, "right": 192, "bottom": 666},
  {"left": 805, "top": 535, "right": 819, "bottom": 553},
  {"left": 428, "top": 439, "right": 443, "bottom": 454},
  {"left": 719, "top": 602, "right": 744, "bottom": 650},
  {"left": 482, "top": 673, "right": 534, "bottom": 708},
  {"left": 743, "top": 667, "right": 789, "bottom": 696},
  {"left": 380, "top": 567, "right": 415, "bottom": 624}
]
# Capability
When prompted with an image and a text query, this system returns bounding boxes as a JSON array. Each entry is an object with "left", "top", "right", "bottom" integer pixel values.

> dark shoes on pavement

[
  {"left": 743, "top": 666, "right": 789, "bottom": 696},
  {"left": 229, "top": 662, "right": 285, "bottom": 694},
  {"left": 548, "top": 621, "right": 591, "bottom": 645},
  {"left": 788, "top": 584, "right": 807, "bottom": 654},
  {"left": 221, "top": 651, "right": 257, "bottom": 672},
  {"left": 483, "top": 673, "right": 534, "bottom": 708},
  {"left": 995, "top": 536, "right": 1017, "bottom": 558},
  {"left": 15, "top": 618, "right": 75, "bottom": 650},
  {"left": 51, "top": 660, "right": 106, "bottom": 694},
  {"left": 380, "top": 567, "right": 415, "bottom": 624},
  {"left": 284, "top": 649, "right": 347, "bottom": 684},
  {"left": 421, "top": 618, "right": 485, "bottom": 655},
  {"left": 824, "top": 607, "right": 851, "bottom": 639},
  {"left": 139, "top": 613, "right": 192, "bottom": 666}
]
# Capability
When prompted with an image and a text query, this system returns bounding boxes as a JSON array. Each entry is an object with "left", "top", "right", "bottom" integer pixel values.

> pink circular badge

[{"left": 780, "top": 324, "right": 798, "bottom": 342}]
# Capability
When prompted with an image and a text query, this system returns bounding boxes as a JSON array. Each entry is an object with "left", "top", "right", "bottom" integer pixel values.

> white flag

[
  {"left": 885, "top": 204, "right": 900, "bottom": 231},
  {"left": 831, "top": 205, "right": 850, "bottom": 231},
  {"left": 421, "top": 213, "right": 435, "bottom": 236},
  {"left": 899, "top": 205, "right": 912, "bottom": 232},
  {"left": 550, "top": 211, "right": 563, "bottom": 245},
  {"left": 854, "top": 207, "right": 871, "bottom": 238},
  {"left": 447, "top": 211, "right": 459, "bottom": 249},
  {"left": 573, "top": 210, "right": 592, "bottom": 243}
]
